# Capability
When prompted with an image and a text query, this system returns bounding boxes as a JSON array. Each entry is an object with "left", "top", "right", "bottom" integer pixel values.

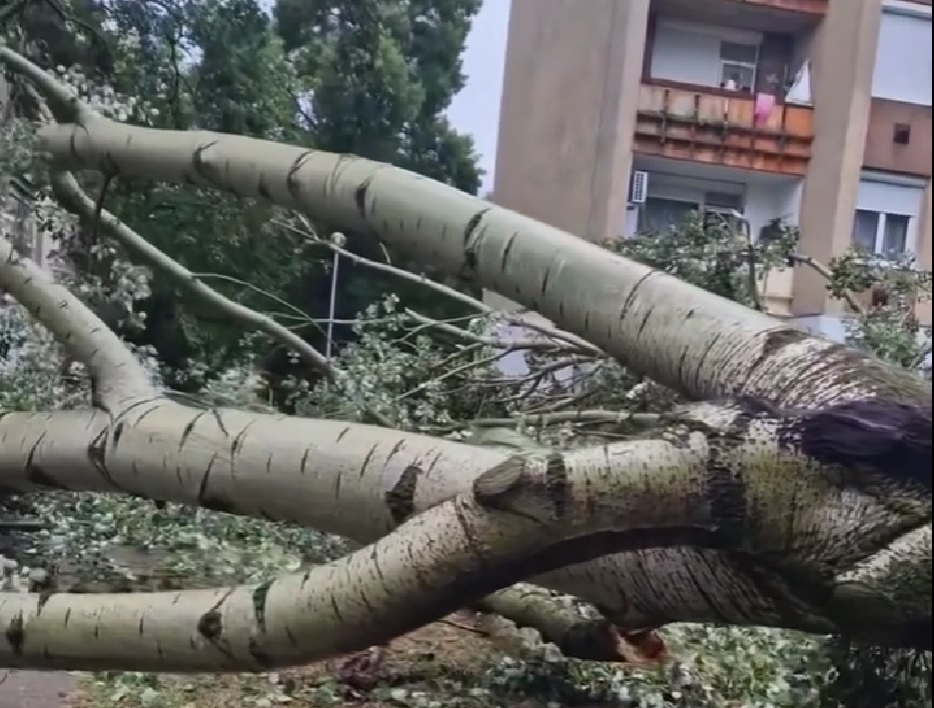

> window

[
  {"left": 852, "top": 210, "right": 880, "bottom": 252},
  {"left": 638, "top": 192, "right": 745, "bottom": 234},
  {"left": 851, "top": 209, "right": 911, "bottom": 255},
  {"left": 882, "top": 213, "right": 909, "bottom": 253},
  {"left": 871, "top": 10, "right": 932, "bottom": 107},
  {"left": 702, "top": 192, "right": 744, "bottom": 231},
  {"left": 719, "top": 41, "right": 758, "bottom": 92},
  {"left": 704, "top": 191, "right": 744, "bottom": 211},
  {"left": 639, "top": 197, "right": 697, "bottom": 233}
]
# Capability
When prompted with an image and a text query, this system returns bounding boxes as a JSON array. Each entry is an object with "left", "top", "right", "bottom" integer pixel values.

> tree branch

[
  {"left": 0, "top": 236, "right": 155, "bottom": 409},
  {"left": 3, "top": 44, "right": 926, "bottom": 410},
  {"left": 431, "top": 409, "right": 660, "bottom": 434},
  {"left": 25, "top": 114, "right": 926, "bottom": 408},
  {"left": 0, "top": 474, "right": 590, "bottom": 671},
  {"left": 790, "top": 254, "right": 866, "bottom": 315},
  {"left": 48, "top": 170, "right": 337, "bottom": 381},
  {"left": 0, "top": 45, "right": 929, "bottom": 669},
  {"left": 1, "top": 398, "right": 927, "bottom": 650}
]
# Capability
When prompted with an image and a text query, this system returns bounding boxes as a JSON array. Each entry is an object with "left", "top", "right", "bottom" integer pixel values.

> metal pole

[{"left": 325, "top": 249, "right": 339, "bottom": 361}]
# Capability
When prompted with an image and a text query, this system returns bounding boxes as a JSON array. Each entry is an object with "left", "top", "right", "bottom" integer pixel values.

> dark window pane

[{"left": 852, "top": 209, "right": 879, "bottom": 252}]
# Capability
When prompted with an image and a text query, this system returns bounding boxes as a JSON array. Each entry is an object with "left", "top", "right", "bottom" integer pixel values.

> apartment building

[{"left": 492, "top": 0, "right": 933, "bottom": 338}]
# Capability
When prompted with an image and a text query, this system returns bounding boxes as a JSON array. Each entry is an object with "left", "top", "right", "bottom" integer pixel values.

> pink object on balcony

[{"left": 754, "top": 92, "right": 775, "bottom": 124}]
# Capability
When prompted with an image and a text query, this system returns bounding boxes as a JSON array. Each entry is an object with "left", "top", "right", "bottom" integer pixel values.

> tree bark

[
  {"left": 32, "top": 118, "right": 928, "bottom": 414},
  {"left": 0, "top": 464, "right": 630, "bottom": 671}
]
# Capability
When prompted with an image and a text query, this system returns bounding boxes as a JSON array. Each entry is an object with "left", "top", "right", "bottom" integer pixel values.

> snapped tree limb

[
  {"left": 0, "top": 459, "right": 641, "bottom": 671},
  {"left": 26, "top": 115, "right": 927, "bottom": 414},
  {"left": 2, "top": 45, "right": 927, "bottom": 412},
  {"left": 23, "top": 107, "right": 927, "bottom": 650},
  {"left": 0, "top": 396, "right": 928, "bottom": 649}
]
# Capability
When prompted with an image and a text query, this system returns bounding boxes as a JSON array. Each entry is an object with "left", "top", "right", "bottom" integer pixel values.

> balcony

[
  {"left": 733, "top": 0, "right": 827, "bottom": 14},
  {"left": 652, "top": 0, "right": 827, "bottom": 26},
  {"left": 633, "top": 81, "right": 814, "bottom": 176}
]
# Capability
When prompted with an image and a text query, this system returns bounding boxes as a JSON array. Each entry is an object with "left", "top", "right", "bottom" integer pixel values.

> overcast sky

[{"left": 446, "top": 2, "right": 510, "bottom": 193}]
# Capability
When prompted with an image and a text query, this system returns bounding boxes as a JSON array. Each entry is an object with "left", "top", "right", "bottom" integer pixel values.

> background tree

[{"left": 5, "top": 0, "right": 484, "bottom": 394}]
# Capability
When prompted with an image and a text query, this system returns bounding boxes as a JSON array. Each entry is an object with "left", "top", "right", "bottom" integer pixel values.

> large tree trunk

[
  {"left": 0, "top": 400, "right": 855, "bottom": 639},
  {"left": 0, "top": 46, "right": 929, "bottom": 671},
  {"left": 0, "top": 453, "right": 663, "bottom": 671},
  {"left": 34, "top": 119, "right": 928, "bottom": 413}
]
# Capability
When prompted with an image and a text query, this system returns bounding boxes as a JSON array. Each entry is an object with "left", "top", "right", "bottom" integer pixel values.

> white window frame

[
  {"left": 852, "top": 209, "right": 913, "bottom": 255},
  {"left": 718, "top": 41, "right": 759, "bottom": 92},
  {"left": 638, "top": 191, "right": 746, "bottom": 233}
]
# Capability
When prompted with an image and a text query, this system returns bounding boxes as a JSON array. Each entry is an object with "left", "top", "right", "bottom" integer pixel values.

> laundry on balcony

[
  {"left": 753, "top": 92, "right": 776, "bottom": 124},
  {"left": 785, "top": 61, "right": 813, "bottom": 106}
]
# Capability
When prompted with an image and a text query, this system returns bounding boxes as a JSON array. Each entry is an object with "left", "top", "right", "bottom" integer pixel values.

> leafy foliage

[{"left": 7, "top": 0, "right": 484, "bottom": 390}]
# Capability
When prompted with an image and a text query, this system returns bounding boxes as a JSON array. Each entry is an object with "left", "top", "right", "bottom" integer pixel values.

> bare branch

[
  {"left": 279, "top": 216, "right": 604, "bottom": 357},
  {"left": 403, "top": 307, "right": 593, "bottom": 355},
  {"left": 49, "top": 171, "right": 336, "bottom": 381},
  {"left": 282, "top": 216, "right": 485, "bottom": 312},
  {"left": 430, "top": 409, "right": 660, "bottom": 434}
]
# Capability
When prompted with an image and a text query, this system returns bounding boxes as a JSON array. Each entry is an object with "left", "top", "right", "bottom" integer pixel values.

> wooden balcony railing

[
  {"left": 734, "top": 0, "right": 828, "bottom": 14},
  {"left": 634, "top": 81, "right": 815, "bottom": 176}
]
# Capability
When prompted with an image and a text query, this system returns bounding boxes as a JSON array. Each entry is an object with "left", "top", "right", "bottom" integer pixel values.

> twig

[
  {"left": 790, "top": 254, "right": 866, "bottom": 315},
  {"left": 439, "top": 618, "right": 488, "bottom": 636},
  {"left": 403, "top": 309, "right": 589, "bottom": 355},
  {"left": 428, "top": 409, "right": 660, "bottom": 434},
  {"left": 392, "top": 349, "right": 517, "bottom": 404},
  {"left": 277, "top": 216, "right": 605, "bottom": 357},
  {"left": 283, "top": 217, "right": 486, "bottom": 313}
]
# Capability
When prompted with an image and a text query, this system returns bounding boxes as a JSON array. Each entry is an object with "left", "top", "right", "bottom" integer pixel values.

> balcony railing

[
  {"left": 734, "top": 0, "right": 828, "bottom": 14},
  {"left": 633, "top": 81, "right": 815, "bottom": 176}
]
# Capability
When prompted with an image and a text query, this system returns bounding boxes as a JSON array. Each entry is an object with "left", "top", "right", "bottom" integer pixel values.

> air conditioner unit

[{"left": 629, "top": 170, "right": 649, "bottom": 205}]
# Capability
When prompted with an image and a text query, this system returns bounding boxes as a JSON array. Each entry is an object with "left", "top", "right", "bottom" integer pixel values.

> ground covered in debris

[{"left": 73, "top": 614, "right": 631, "bottom": 708}]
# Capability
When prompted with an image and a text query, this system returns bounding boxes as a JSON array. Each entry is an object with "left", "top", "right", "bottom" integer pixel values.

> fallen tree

[{"left": 0, "top": 43, "right": 930, "bottom": 674}]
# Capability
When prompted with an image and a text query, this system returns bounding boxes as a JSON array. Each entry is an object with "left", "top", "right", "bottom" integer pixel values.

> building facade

[{"left": 492, "top": 0, "right": 933, "bottom": 337}]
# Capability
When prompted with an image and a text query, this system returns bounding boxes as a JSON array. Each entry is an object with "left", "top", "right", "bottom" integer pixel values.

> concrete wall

[{"left": 493, "top": 0, "right": 650, "bottom": 244}]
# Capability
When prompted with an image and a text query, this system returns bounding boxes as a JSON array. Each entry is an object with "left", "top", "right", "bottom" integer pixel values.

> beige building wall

[
  {"left": 493, "top": 0, "right": 650, "bottom": 243},
  {"left": 792, "top": 0, "right": 884, "bottom": 315}
]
